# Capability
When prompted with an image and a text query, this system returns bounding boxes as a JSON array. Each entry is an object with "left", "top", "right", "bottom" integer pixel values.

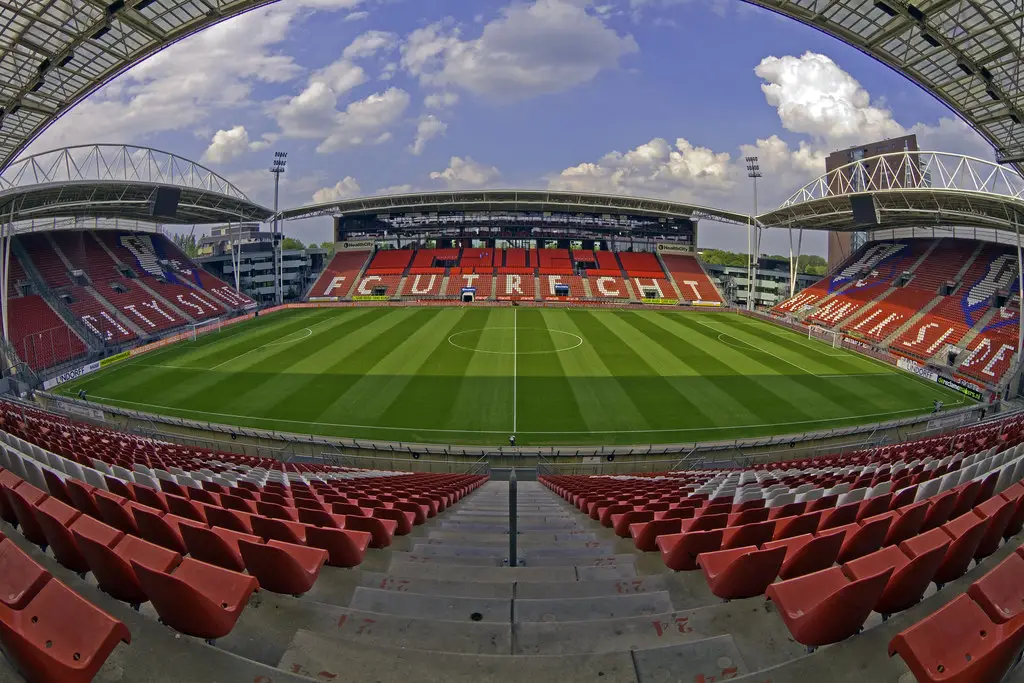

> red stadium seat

[
  {"left": 0, "top": 579, "right": 130, "bottom": 683},
  {"left": 766, "top": 566, "right": 893, "bottom": 647},
  {"left": 697, "top": 545, "right": 786, "bottom": 599},
  {"left": 304, "top": 526, "right": 371, "bottom": 568},
  {"left": 180, "top": 524, "right": 259, "bottom": 572},
  {"left": 763, "top": 532, "right": 844, "bottom": 580},
  {"left": 131, "top": 557, "right": 258, "bottom": 640},
  {"left": 238, "top": 539, "right": 327, "bottom": 595},
  {"left": 75, "top": 530, "right": 182, "bottom": 607},
  {"left": 967, "top": 551, "right": 1024, "bottom": 623},
  {"left": 656, "top": 529, "right": 724, "bottom": 571},
  {"left": 31, "top": 497, "right": 89, "bottom": 574},
  {"left": 93, "top": 490, "right": 141, "bottom": 535},
  {"left": 6, "top": 484, "right": 50, "bottom": 547},
  {"left": 0, "top": 538, "right": 52, "bottom": 609},
  {"left": 889, "top": 594, "right": 1024, "bottom": 683},
  {"left": 842, "top": 543, "right": 947, "bottom": 616},
  {"left": 972, "top": 496, "right": 1015, "bottom": 561}
]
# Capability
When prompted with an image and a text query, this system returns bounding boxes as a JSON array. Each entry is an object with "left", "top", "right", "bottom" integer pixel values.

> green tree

[
  {"left": 281, "top": 237, "right": 305, "bottom": 250},
  {"left": 172, "top": 232, "right": 199, "bottom": 258},
  {"left": 320, "top": 241, "right": 337, "bottom": 258}
]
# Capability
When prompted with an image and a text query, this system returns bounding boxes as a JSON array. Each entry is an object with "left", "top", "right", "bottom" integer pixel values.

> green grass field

[{"left": 57, "top": 307, "right": 965, "bottom": 446}]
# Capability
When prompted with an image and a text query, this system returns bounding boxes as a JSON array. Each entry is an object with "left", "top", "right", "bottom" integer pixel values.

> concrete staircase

[{"left": 269, "top": 480, "right": 803, "bottom": 682}]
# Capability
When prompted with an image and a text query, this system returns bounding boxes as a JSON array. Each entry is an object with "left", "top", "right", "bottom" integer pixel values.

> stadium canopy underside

[
  {"left": 743, "top": 0, "right": 1024, "bottom": 169},
  {"left": 757, "top": 151, "right": 1024, "bottom": 233},
  {"left": 0, "top": 0, "right": 275, "bottom": 171},
  {"left": 279, "top": 190, "right": 754, "bottom": 227},
  {"left": 0, "top": 145, "right": 271, "bottom": 227}
]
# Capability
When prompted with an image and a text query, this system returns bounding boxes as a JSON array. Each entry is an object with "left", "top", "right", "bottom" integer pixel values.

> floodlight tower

[
  {"left": 270, "top": 152, "right": 288, "bottom": 305},
  {"left": 745, "top": 156, "right": 762, "bottom": 311}
]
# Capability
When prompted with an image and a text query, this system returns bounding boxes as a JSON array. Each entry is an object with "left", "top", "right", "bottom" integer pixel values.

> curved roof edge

[{"left": 279, "top": 189, "right": 754, "bottom": 226}]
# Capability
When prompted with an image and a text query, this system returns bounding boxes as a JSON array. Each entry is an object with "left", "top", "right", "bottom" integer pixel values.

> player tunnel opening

[{"left": 461, "top": 287, "right": 476, "bottom": 303}]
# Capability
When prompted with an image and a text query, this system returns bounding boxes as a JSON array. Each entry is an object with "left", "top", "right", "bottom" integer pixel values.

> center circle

[{"left": 447, "top": 327, "right": 584, "bottom": 355}]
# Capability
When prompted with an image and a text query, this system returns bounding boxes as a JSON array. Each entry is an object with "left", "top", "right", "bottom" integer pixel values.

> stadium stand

[
  {"left": 400, "top": 272, "right": 445, "bottom": 297},
  {"left": 631, "top": 277, "right": 677, "bottom": 300},
  {"left": 541, "top": 414, "right": 1024, "bottom": 672},
  {"left": 618, "top": 251, "right": 664, "bottom": 277},
  {"left": 660, "top": 254, "right": 723, "bottom": 304},
  {"left": 444, "top": 271, "right": 493, "bottom": 299},
  {"left": 539, "top": 275, "right": 586, "bottom": 300},
  {"left": 66, "top": 286, "right": 137, "bottom": 343},
  {"left": 308, "top": 250, "right": 371, "bottom": 298},
  {"left": 365, "top": 250, "right": 413, "bottom": 274},
  {"left": 496, "top": 273, "right": 536, "bottom": 300},
  {"left": 774, "top": 237, "right": 1022, "bottom": 388},
  {"left": 6, "top": 296, "right": 88, "bottom": 370},
  {"left": 352, "top": 274, "right": 402, "bottom": 297},
  {"left": 589, "top": 275, "right": 631, "bottom": 299}
]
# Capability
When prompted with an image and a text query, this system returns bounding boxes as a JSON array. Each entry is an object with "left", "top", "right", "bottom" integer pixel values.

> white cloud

[
  {"left": 379, "top": 62, "right": 398, "bottom": 81},
  {"left": 410, "top": 115, "right": 447, "bottom": 155},
  {"left": 30, "top": 1, "right": 372, "bottom": 154},
  {"left": 202, "top": 125, "right": 253, "bottom": 164},
  {"left": 343, "top": 30, "right": 399, "bottom": 60},
  {"left": 373, "top": 183, "right": 416, "bottom": 195},
  {"left": 344, "top": 10, "right": 369, "bottom": 21},
  {"left": 318, "top": 87, "right": 410, "bottom": 152},
  {"left": 400, "top": 0, "right": 638, "bottom": 100},
  {"left": 424, "top": 92, "right": 460, "bottom": 109},
  {"left": 755, "top": 52, "right": 905, "bottom": 145},
  {"left": 429, "top": 156, "right": 500, "bottom": 188},
  {"left": 549, "top": 137, "right": 736, "bottom": 202},
  {"left": 549, "top": 51, "right": 993, "bottom": 213},
  {"left": 313, "top": 176, "right": 362, "bottom": 203}
]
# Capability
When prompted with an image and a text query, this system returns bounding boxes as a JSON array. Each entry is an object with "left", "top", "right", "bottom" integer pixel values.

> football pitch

[{"left": 57, "top": 307, "right": 965, "bottom": 446}]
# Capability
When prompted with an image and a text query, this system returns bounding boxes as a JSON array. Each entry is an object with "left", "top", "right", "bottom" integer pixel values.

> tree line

[{"left": 700, "top": 249, "right": 827, "bottom": 276}]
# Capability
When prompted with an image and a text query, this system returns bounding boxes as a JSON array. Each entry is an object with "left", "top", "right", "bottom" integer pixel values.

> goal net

[
  {"left": 188, "top": 319, "right": 224, "bottom": 342},
  {"left": 808, "top": 324, "right": 841, "bottom": 349}
]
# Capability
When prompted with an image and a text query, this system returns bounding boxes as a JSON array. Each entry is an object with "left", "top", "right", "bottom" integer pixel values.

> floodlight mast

[
  {"left": 745, "top": 156, "right": 762, "bottom": 311},
  {"left": 270, "top": 152, "right": 288, "bottom": 306}
]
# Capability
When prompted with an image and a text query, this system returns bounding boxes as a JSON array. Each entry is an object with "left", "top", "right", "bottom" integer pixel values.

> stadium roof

[
  {"left": 0, "top": 0, "right": 1022, "bottom": 181},
  {"left": 748, "top": 0, "right": 1024, "bottom": 167},
  {"left": 278, "top": 190, "right": 754, "bottom": 226},
  {"left": 756, "top": 150, "right": 1024, "bottom": 232},
  {"left": 0, "top": 144, "right": 271, "bottom": 225},
  {"left": 0, "top": 0, "right": 274, "bottom": 171}
]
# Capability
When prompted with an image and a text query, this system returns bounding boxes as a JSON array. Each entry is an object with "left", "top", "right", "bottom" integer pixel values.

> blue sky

[{"left": 30, "top": 0, "right": 994, "bottom": 254}]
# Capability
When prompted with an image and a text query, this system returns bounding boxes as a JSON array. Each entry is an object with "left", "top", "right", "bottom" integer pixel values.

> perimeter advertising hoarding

[
  {"left": 338, "top": 240, "right": 376, "bottom": 251},
  {"left": 937, "top": 376, "right": 984, "bottom": 401},
  {"left": 656, "top": 242, "right": 695, "bottom": 254},
  {"left": 643, "top": 298, "right": 680, "bottom": 305},
  {"left": 42, "top": 361, "right": 101, "bottom": 390},
  {"left": 100, "top": 351, "right": 131, "bottom": 368},
  {"left": 896, "top": 357, "right": 939, "bottom": 383},
  {"left": 352, "top": 295, "right": 390, "bottom": 301}
]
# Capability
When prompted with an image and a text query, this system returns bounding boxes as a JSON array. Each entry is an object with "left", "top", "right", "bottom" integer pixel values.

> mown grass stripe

[
  {"left": 618, "top": 310, "right": 784, "bottom": 426},
  {"left": 514, "top": 308, "right": 587, "bottom": 436}
]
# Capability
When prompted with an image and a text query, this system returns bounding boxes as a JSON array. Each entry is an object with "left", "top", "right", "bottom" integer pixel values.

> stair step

[
  {"left": 513, "top": 592, "right": 673, "bottom": 623},
  {"left": 351, "top": 587, "right": 511, "bottom": 623},
  {"left": 279, "top": 629, "right": 638, "bottom": 683}
]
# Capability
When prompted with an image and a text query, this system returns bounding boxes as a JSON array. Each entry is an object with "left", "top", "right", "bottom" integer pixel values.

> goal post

[
  {"left": 808, "top": 324, "right": 841, "bottom": 349},
  {"left": 188, "top": 319, "right": 224, "bottom": 342}
]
